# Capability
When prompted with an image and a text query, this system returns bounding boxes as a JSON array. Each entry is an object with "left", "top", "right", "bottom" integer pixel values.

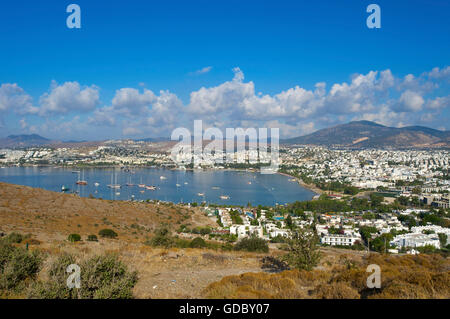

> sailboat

[
  {"left": 146, "top": 175, "right": 156, "bottom": 190},
  {"left": 138, "top": 176, "right": 146, "bottom": 188},
  {"left": 61, "top": 185, "right": 70, "bottom": 192},
  {"left": 125, "top": 176, "right": 135, "bottom": 187},
  {"left": 107, "top": 172, "right": 121, "bottom": 189},
  {"left": 76, "top": 171, "right": 87, "bottom": 185}
]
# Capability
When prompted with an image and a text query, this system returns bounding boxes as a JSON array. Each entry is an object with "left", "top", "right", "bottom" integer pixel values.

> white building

[
  {"left": 390, "top": 233, "right": 441, "bottom": 249},
  {"left": 320, "top": 234, "right": 361, "bottom": 246}
]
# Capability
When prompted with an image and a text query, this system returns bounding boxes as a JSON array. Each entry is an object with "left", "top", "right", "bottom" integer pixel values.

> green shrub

[
  {"left": 87, "top": 235, "right": 98, "bottom": 242},
  {"left": 0, "top": 242, "right": 42, "bottom": 292},
  {"left": 98, "top": 229, "right": 118, "bottom": 239},
  {"left": 68, "top": 234, "right": 81, "bottom": 242},
  {"left": 147, "top": 228, "right": 174, "bottom": 248},
  {"left": 189, "top": 237, "right": 207, "bottom": 248},
  {"left": 3, "top": 232, "right": 23, "bottom": 244},
  {"left": 234, "top": 236, "right": 269, "bottom": 253},
  {"left": 28, "top": 253, "right": 138, "bottom": 299}
]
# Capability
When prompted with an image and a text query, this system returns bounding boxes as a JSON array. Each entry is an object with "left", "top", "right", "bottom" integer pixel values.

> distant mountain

[
  {"left": 134, "top": 137, "right": 170, "bottom": 143},
  {"left": 282, "top": 121, "right": 450, "bottom": 148},
  {"left": 0, "top": 134, "right": 55, "bottom": 148}
]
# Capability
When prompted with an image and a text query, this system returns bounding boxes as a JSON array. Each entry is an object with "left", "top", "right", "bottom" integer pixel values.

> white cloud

[
  {"left": 427, "top": 66, "right": 450, "bottom": 80},
  {"left": 111, "top": 88, "right": 156, "bottom": 115},
  {"left": 88, "top": 106, "right": 116, "bottom": 126},
  {"left": 191, "top": 66, "right": 213, "bottom": 75},
  {"left": 0, "top": 83, "right": 38, "bottom": 114},
  {"left": 395, "top": 90, "right": 425, "bottom": 112},
  {"left": 39, "top": 81, "right": 100, "bottom": 115},
  {"left": 4, "top": 65, "right": 450, "bottom": 139},
  {"left": 426, "top": 95, "right": 450, "bottom": 110},
  {"left": 19, "top": 118, "right": 27, "bottom": 129}
]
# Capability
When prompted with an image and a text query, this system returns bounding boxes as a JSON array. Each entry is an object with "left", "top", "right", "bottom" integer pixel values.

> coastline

[
  {"left": 277, "top": 171, "right": 324, "bottom": 195},
  {"left": 0, "top": 166, "right": 318, "bottom": 206},
  {"left": 1, "top": 164, "right": 323, "bottom": 196}
]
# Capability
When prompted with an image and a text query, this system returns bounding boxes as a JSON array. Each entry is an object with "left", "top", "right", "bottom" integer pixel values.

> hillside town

[
  {"left": 1, "top": 142, "right": 449, "bottom": 254},
  {"left": 198, "top": 205, "right": 450, "bottom": 255}
]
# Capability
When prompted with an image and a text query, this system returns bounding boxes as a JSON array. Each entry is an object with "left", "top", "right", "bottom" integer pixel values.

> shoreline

[
  {"left": 0, "top": 166, "right": 319, "bottom": 206},
  {"left": 277, "top": 171, "right": 324, "bottom": 195}
]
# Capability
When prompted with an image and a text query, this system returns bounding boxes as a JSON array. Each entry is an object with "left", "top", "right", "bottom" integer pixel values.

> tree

[
  {"left": 149, "top": 227, "right": 174, "bottom": 248},
  {"left": 282, "top": 228, "right": 321, "bottom": 271},
  {"left": 438, "top": 233, "right": 448, "bottom": 248},
  {"left": 369, "top": 193, "right": 383, "bottom": 207},
  {"left": 286, "top": 215, "right": 293, "bottom": 229}
]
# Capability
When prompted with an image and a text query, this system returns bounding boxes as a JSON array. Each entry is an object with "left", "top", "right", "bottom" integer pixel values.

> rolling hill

[
  {"left": 0, "top": 134, "right": 55, "bottom": 148},
  {"left": 282, "top": 121, "right": 450, "bottom": 148}
]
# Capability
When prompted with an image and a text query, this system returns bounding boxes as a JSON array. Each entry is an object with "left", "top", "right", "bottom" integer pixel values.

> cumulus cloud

[
  {"left": 427, "top": 66, "right": 450, "bottom": 81},
  {"left": 3, "top": 65, "right": 450, "bottom": 139},
  {"left": 187, "top": 67, "right": 254, "bottom": 115},
  {"left": 0, "top": 83, "right": 38, "bottom": 114},
  {"left": 111, "top": 88, "right": 156, "bottom": 116},
  {"left": 426, "top": 95, "right": 450, "bottom": 110},
  {"left": 39, "top": 81, "right": 100, "bottom": 115},
  {"left": 394, "top": 90, "right": 425, "bottom": 112}
]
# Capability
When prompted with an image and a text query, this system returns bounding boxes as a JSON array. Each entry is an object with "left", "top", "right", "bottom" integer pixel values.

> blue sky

[{"left": 0, "top": 0, "right": 449, "bottom": 140}]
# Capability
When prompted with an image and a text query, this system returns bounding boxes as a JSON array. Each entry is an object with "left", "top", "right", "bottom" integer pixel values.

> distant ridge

[
  {"left": 282, "top": 121, "right": 450, "bottom": 148},
  {"left": 134, "top": 137, "right": 170, "bottom": 143},
  {"left": 0, "top": 134, "right": 54, "bottom": 148}
]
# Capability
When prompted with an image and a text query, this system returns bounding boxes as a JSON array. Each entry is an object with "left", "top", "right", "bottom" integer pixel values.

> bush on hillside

[
  {"left": 28, "top": 253, "right": 138, "bottom": 299},
  {"left": 189, "top": 237, "right": 207, "bottom": 248},
  {"left": 148, "top": 228, "right": 174, "bottom": 248},
  {"left": 234, "top": 236, "right": 269, "bottom": 253},
  {"left": 68, "top": 234, "right": 81, "bottom": 242},
  {"left": 0, "top": 242, "right": 42, "bottom": 292},
  {"left": 3, "top": 232, "right": 23, "bottom": 244},
  {"left": 87, "top": 235, "right": 98, "bottom": 242},
  {"left": 98, "top": 229, "right": 118, "bottom": 239}
]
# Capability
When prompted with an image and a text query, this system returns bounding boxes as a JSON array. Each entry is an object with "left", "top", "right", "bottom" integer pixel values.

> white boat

[
  {"left": 94, "top": 182, "right": 100, "bottom": 187},
  {"left": 160, "top": 176, "right": 167, "bottom": 180},
  {"left": 212, "top": 186, "right": 220, "bottom": 190},
  {"left": 107, "top": 172, "right": 121, "bottom": 189},
  {"left": 220, "top": 195, "right": 230, "bottom": 200},
  {"left": 176, "top": 184, "right": 181, "bottom": 187},
  {"left": 184, "top": 182, "right": 188, "bottom": 185},
  {"left": 115, "top": 192, "right": 120, "bottom": 196},
  {"left": 197, "top": 193, "right": 205, "bottom": 196},
  {"left": 146, "top": 185, "right": 156, "bottom": 190}
]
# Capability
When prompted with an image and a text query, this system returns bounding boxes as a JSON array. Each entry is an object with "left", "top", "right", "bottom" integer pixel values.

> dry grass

[
  {"left": 204, "top": 253, "right": 450, "bottom": 299},
  {"left": 0, "top": 182, "right": 214, "bottom": 243}
]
